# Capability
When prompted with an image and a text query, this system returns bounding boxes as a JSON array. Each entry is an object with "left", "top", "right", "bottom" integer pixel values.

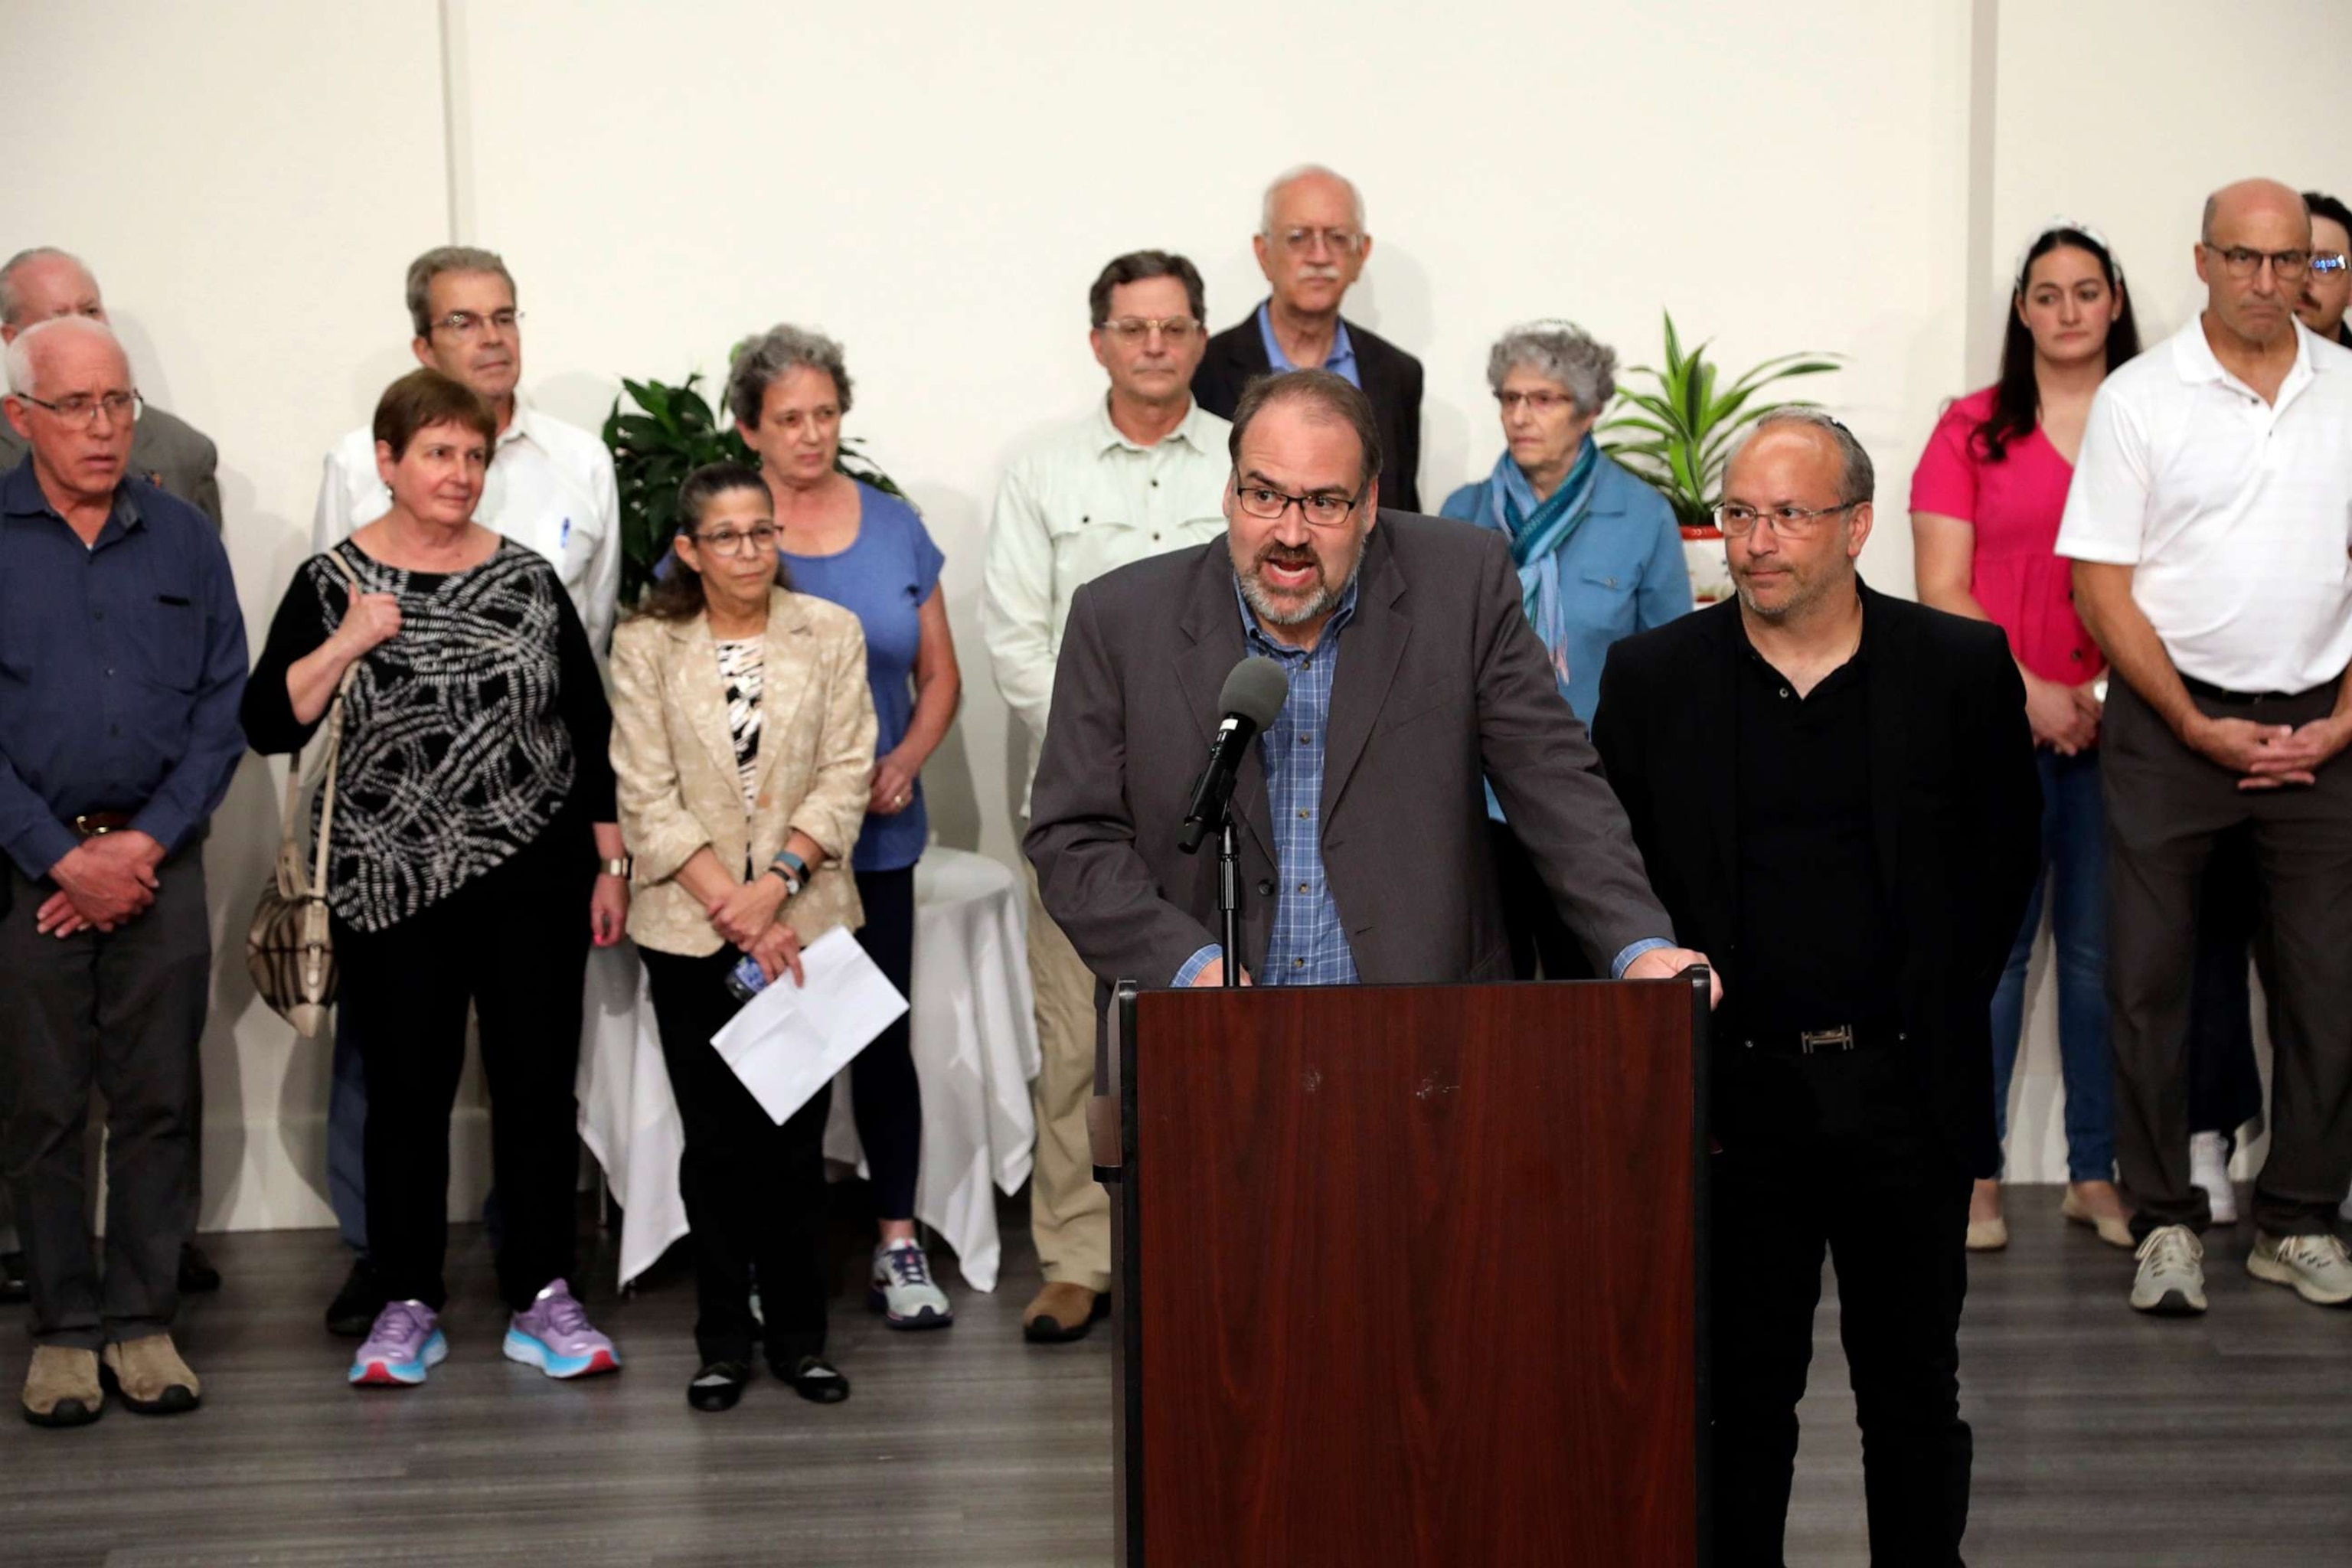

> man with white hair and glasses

[{"left": 1193, "top": 165, "right": 1425, "bottom": 510}]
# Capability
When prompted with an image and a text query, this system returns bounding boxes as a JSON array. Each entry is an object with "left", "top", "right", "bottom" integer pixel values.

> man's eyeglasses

[
  {"left": 1716, "top": 501, "right": 1860, "bottom": 538},
  {"left": 1233, "top": 475, "right": 1365, "bottom": 528},
  {"left": 2202, "top": 243, "right": 2313, "bottom": 281},
  {"left": 2311, "top": 253, "right": 2349, "bottom": 276},
  {"left": 1099, "top": 316, "right": 1200, "bottom": 343},
  {"left": 429, "top": 309, "right": 524, "bottom": 338},
  {"left": 1276, "top": 227, "right": 1361, "bottom": 256},
  {"left": 1495, "top": 389, "right": 1577, "bottom": 414},
  {"left": 11, "top": 390, "right": 142, "bottom": 429},
  {"left": 694, "top": 524, "right": 781, "bottom": 557}
]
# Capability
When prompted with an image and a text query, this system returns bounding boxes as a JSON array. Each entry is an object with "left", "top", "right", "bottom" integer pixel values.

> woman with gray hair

[
  {"left": 726, "top": 324, "right": 962, "bottom": 1330},
  {"left": 1441, "top": 321, "right": 1690, "bottom": 978}
]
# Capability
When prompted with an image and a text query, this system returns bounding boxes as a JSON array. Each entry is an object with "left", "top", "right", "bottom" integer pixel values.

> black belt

[
  {"left": 1734, "top": 1022, "right": 1906, "bottom": 1057},
  {"left": 67, "top": 811, "right": 135, "bottom": 838},
  {"left": 2180, "top": 675, "right": 2331, "bottom": 706}
]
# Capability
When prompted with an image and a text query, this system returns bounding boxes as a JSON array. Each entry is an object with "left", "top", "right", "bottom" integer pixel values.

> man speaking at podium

[{"left": 1024, "top": 368, "right": 1704, "bottom": 1020}]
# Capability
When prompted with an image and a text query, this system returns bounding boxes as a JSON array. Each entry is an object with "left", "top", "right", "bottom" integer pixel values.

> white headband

[{"left": 2016, "top": 218, "right": 2122, "bottom": 288}]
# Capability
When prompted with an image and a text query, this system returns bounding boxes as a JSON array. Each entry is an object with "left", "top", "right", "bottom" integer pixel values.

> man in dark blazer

[
  {"left": 0, "top": 249, "right": 222, "bottom": 529},
  {"left": 1027, "top": 368, "right": 1704, "bottom": 1052},
  {"left": 1591, "top": 411, "right": 2039, "bottom": 1568},
  {"left": 1191, "top": 165, "right": 1424, "bottom": 511}
]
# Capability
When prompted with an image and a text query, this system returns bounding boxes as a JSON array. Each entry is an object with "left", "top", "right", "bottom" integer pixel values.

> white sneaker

[
  {"left": 2247, "top": 1231, "right": 2352, "bottom": 1307},
  {"left": 2189, "top": 1132, "right": 2237, "bottom": 1224},
  {"left": 868, "top": 1240, "right": 952, "bottom": 1329},
  {"left": 2130, "top": 1224, "right": 2208, "bottom": 1315}
]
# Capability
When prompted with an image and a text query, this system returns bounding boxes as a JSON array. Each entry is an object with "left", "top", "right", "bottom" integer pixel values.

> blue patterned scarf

[{"left": 1473, "top": 436, "right": 1600, "bottom": 691}]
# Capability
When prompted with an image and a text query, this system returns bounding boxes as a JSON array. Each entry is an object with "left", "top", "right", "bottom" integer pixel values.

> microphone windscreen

[{"left": 1218, "top": 655, "right": 1291, "bottom": 731}]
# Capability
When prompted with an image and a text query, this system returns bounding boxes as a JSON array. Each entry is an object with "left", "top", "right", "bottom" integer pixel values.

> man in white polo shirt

[
  {"left": 309, "top": 245, "right": 622, "bottom": 1338},
  {"left": 982, "top": 250, "right": 1231, "bottom": 1343},
  {"left": 2060, "top": 178, "right": 2352, "bottom": 1318}
]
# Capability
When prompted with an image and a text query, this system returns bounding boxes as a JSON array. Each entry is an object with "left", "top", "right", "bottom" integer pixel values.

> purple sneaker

[
  {"left": 502, "top": 1279, "right": 621, "bottom": 1379},
  {"left": 349, "top": 1300, "right": 446, "bottom": 1388}
]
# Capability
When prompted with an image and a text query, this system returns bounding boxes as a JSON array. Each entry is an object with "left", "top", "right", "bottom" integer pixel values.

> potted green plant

[
  {"left": 602, "top": 369, "right": 906, "bottom": 607},
  {"left": 1599, "top": 312, "right": 1839, "bottom": 604}
]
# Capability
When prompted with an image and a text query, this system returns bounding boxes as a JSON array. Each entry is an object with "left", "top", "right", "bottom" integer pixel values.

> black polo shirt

[{"left": 1732, "top": 616, "right": 1902, "bottom": 1038}]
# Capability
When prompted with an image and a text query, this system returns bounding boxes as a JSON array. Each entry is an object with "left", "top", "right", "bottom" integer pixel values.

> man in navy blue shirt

[{"left": 0, "top": 316, "right": 247, "bottom": 1427}]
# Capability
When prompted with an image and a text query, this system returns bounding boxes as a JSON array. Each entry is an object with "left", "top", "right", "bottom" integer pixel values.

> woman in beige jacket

[{"left": 608, "top": 462, "right": 876, "bottom": 1412}]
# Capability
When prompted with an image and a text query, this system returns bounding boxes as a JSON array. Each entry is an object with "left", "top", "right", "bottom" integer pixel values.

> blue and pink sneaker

[
  {"left": 502, "top": 1279, "right": 622, "bottom": 1379},
  {"left": 349, "top": 1300, "right": 447, "bottom": 1388}
]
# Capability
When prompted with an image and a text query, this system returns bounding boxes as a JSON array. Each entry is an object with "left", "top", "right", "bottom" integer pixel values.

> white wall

[{"left": 8, "top": 0, "right": 2344, "bottom": 1224}]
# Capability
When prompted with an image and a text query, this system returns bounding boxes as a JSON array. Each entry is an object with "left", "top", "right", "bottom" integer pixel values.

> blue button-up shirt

[
  {"left": 1256, "top": 300, "right": 1361, "bottom": 388},
  {"left": 0, "top": 457, "right": 248, "bottom": 879}
]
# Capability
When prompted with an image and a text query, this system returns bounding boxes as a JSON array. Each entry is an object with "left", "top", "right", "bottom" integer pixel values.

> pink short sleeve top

[{"left": 1909, "top": 387, "right": 2104, "bottom": 685}]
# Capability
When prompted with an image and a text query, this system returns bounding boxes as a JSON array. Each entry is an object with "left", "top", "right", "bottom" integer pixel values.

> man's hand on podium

[
  {"left": 1187, "top": 957, "right": 1253, "bottom": 988},
  {"left": 1625, "top": 946, "right": 1722, "bottom": 1008}
]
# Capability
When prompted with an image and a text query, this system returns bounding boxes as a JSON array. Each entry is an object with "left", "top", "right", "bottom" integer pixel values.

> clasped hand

[
  {"left": 706, "top": 874, "right": 805, "bottom": 987},
  {"left": 2190, "top": 713, "right": 2350, "bottom": 791},
  {"left": 38, "top": 831, "right": 165, "bottom": 937}
]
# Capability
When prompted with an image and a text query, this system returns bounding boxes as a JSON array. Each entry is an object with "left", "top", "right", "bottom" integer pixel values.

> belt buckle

[
  {"left": 72, "top": 814, "right": 116, "bottom": 838},
  {"left": 1799, "top": 1024, "right": 1854, "bottom": 1055}
]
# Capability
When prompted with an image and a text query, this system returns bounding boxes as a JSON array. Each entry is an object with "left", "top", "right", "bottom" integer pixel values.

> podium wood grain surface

[{"left": 1118, "top": 978, "right": 1705, "bottom": 1566}]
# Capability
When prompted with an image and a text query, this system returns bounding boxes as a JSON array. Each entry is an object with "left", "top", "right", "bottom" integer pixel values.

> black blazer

[
  {"left": 1589, "top": 586, "right": 2040, "bottom": 1175},
  {"left": 1191, "top": 303, "right": 1424, "bottom": 511}
]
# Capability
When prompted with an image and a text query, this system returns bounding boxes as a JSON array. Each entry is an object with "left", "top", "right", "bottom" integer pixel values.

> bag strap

[{"left": 279, "top": 547, "right": 367, "bottom": 899}]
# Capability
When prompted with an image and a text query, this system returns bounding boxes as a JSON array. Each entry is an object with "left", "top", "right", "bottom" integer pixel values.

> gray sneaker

[
  {"left": 869, "top": 1240, "right": 952, "bottom": 1329},
  {"left": 2247, "top": 1231, "right": 2352, "bottom": 1307},
  {"left": 2130, "top": 1224, "right": 2207, "bottom": 1315}
]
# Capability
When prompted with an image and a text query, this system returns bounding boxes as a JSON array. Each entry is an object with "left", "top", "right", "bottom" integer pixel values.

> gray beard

[{"left": 1238, "top": 538, "right": 1367, "bottom": 627}]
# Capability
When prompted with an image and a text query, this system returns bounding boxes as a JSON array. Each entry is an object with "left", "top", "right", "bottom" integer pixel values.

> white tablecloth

[{"left": 575, "top": 847, "right": 1040, "bottom": 1291}]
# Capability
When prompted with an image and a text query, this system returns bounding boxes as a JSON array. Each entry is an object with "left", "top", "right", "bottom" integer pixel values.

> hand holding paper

[{"left": 709, "top": 926, "right": 909, "bottom": 1125}]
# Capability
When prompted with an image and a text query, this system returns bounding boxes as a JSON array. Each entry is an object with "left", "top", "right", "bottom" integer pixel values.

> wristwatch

[
  {"left": 599, "top": 856, "right": 632, "bottom": 880},
  {"left": 763, "top": 849, "right": 808, "bottom": 899}
]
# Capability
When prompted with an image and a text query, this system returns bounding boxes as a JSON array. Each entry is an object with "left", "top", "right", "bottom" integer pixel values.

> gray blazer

[
  {"left": 1024, "top": 510, "right": 1674, "bottom": 1004},
  {"left": 0, "top": 401, "right": 221, "bottom": 528}
]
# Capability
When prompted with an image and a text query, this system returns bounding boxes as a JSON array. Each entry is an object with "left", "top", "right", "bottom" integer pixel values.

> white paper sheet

[{"left": 708, "top": 926, "right": 910, "bottom": 1125}]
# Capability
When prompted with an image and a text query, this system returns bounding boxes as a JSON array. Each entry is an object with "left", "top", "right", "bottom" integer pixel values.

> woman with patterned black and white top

[
  {"left": 606, "top": 462, "right": 876, "bottom": 1412},
  {"left": 243, "top": 371, "right": 630, "bottom": 1393}
]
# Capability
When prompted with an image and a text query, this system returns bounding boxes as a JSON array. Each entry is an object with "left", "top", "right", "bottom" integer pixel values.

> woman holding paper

[{"left": 609, "top": 461, "right": 877, "bottom": 1412}]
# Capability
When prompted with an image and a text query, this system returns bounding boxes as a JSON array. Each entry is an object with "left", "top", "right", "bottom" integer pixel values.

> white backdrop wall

[{"left": 5, "top": 0, "right": 2345, "bottom": 1227}]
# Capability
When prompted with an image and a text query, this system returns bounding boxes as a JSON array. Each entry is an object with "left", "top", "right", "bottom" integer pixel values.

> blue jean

[{"left": 1989, "top": 748, "right": 2116, "bottom": 1182}]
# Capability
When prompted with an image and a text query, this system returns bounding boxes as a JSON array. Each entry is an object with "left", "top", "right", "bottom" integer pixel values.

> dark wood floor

[{"left": 0, "top": 1185, "right": 2345, "bottom": 1566}]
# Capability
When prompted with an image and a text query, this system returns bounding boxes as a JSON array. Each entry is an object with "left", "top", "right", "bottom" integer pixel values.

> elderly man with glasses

[
  {"left": 1590, "top": 411, "right": 2040, "bottom": 1565},
  {"left": 982, "top": 249, "right": 1234, "bottom": 1343},
  {"left": 1192, "top": 165, "right": 1425, "bottom": 510},
  {"left": 306, "top": 245, "right": 622, "bottom": 1341},
  {"left": 0, "top": 316, "right": 248, "bottom": 1426},
  {"left": 2061, "top": 178, "right": 2352, "bottom": 1317}
]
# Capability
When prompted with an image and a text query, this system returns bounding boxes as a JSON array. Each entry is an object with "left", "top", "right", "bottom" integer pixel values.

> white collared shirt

[
  {"left": 311, "top": 397, "right": 622, "bottom": 652},
  {"left": 982, "top": 396, "right": 1233, "bottom": 809},
  {"left": 2057, "top": 318, "right": 2352, "bottom": 693}
]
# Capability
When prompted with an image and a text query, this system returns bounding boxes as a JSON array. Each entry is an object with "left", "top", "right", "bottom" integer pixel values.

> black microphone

[{"left": 1178, "top": 656, "right": 1290, "bottom": 854}]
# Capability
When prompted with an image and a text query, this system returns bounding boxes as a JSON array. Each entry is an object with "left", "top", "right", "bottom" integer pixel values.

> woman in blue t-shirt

[{"left": 730, "top": 325, "right": 963, "bottom": 1329}]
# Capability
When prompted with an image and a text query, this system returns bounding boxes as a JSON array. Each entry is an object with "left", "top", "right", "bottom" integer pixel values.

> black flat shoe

[
  {"left": 779, "top": 1354, "right": 850, "bottom": 1405},
  {"left": 178, "top": 1241, "right": 222, "bottom": 1295},
  {"left": 325, "top": 1257, "right": 387, "bottom": 1338},
  {"left": 687, "top": 1360, "right": 753, "bottom": 1413}
]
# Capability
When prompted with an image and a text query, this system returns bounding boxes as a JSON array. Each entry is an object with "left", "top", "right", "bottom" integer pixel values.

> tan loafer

[
  {"left": 2061, "top": 1186, "right": 2135, "bottom": 1250},
  {"left": 1022, "top": 1281, "right": 1106, "bottom": 1344},
  {"left": 21, "top": 1345, "right": 103, "bottom": 1428},
  {"left": 1965, "top": 1215, "right": 2010, "bottom": 1252},
  {"left": 101, "top": 1334, "right": 201, "bottom": 1415}
]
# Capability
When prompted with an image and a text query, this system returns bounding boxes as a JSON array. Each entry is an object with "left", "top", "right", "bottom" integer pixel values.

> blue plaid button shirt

[{"left": 1171, "top": 574, "right": 1673, "bottom": 986}]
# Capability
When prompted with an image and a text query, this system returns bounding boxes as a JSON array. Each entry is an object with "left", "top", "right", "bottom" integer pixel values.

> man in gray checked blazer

[
  {"left": 0, "top": 248, "right": 221, "bottom": 528},
  {"left": 1026, "top": 369, "right": 1708, "bottom": 1035}
]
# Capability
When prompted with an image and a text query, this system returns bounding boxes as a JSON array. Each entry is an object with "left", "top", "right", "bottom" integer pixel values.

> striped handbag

[{"left": 245, "top": 550, "right": 362, "bottom": 1037}]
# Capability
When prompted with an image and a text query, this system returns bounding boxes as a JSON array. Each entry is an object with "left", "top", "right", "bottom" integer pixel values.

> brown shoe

[
  {"left": 21, "top": 1345, "right": 103, "bottom": 1428},
  {"left": 101, "top": 1334, "right": 202, "bottom": 1415},
  {"left": 1023, "top": 1281, "right": 1106, "bottom": 1344}
]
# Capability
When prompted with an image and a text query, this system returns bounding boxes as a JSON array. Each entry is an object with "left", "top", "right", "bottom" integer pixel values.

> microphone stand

[{"left": 1217, "top": 817, "right": 1242, "bottom": 990}]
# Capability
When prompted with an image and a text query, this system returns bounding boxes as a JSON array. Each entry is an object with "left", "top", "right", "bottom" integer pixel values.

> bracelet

[
  {"left": 599, "top": 856, "right": 632, "bottom": 880},
  {"left": 773, "top": 849, "right": 809, "bottom": 883}
]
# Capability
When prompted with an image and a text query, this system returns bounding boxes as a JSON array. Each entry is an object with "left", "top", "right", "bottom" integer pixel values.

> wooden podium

[{"left": 1103, "top": 975, "right": 1710, "bottom": 1566}]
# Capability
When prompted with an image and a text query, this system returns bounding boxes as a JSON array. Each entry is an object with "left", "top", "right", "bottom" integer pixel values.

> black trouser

[
  {"left": 1710, "top": 1041, "right": 1973, "bottom": 1568},
  {"left": 2185, "top": 823, "right": 2272, "bottom": 1142},
  {"left": 850, "top": 866, "right": 922, "bottom": 1221},
  {"left": 334, "top": 818, "right": 593, "bottom": 1314},
  {"left": 2103, "top": 678, "right": 2352, "bottom": 1240},
  {"left": 642, "top": 946, "right": 829, "bottom": 1367},
  {"left": 1488, "top": 820, "right": 1593, "bottom": 981},
  {"left": 0, "top": 847, "right": 208, "bottom": 1350}
]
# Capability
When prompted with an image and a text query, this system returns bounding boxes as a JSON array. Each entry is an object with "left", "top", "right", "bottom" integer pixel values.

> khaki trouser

[{"left": 1024, "top": 861, "right": 1110, "bottom": 1292}]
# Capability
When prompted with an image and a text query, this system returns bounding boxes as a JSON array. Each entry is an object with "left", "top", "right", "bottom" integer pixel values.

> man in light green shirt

[{"left": 982, "top": 250, "right": 1232, "bottom": 1342}]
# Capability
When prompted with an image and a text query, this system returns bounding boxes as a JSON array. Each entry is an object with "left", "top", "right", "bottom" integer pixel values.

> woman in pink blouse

[{"left": 1910, "top": 223, "right": 2139, "bottom": 1253}]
